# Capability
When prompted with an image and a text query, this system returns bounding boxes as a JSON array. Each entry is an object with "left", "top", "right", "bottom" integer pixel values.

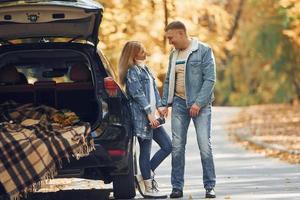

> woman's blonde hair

[{"left": 118, "top": 41, "right": 143, "bottom": 86}]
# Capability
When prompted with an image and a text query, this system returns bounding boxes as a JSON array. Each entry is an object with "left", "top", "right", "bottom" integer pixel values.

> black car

[{"left": 0, "top": 0, "right": 136, "bottom": 199}]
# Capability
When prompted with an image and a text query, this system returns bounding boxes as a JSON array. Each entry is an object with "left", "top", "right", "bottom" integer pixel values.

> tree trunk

[
  {"left": 163, "top": 0, "right": 169, "bottom": 53},
  {"left": 227, "top": 0, "right": 245, "bottom": 41},
  {"left": 291, "top": 71, "right": 300, "bottom": 100},
  {"left": 222, "top": 0, "right": 245, "bottom": 65},
  {"left": 150, "top": 0, "right": 155, "bottom": 14}
]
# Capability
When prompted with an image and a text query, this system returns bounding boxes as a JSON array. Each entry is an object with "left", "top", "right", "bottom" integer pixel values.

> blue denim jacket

[
  {"left": 126, "top": 65, "right": 162, "bottom": 140},
  {"left": 162, "top": 38, "right": 216, "bottom": 108}
]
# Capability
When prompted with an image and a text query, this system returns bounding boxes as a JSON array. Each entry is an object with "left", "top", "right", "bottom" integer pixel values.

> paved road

[{"left": 133, "top": 107, "right": 300, "bottom": 200}]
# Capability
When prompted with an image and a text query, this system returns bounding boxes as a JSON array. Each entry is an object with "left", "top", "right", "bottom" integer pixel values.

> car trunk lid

[{"left": 0, "top": 0, "right": 103, "bottom": 46}]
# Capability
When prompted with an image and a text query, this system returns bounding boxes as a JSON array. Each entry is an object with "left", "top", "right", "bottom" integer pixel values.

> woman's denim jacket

[{"left": 126, "top": 65, "right": 162, "bottom": 140}]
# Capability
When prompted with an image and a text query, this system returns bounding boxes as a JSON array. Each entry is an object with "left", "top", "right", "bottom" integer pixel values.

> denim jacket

[
  {"left": 161, "top": 38, "right": 216, "bottom": 108},
  {"left": 126, "top": 65, "right": 162, "bottom": 140}
]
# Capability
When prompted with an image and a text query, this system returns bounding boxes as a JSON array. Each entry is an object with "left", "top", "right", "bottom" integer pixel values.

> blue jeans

[
  {"left": 171, "top": 96, "right": 216, "bottom": 190},
  {"left": 138, "top": 126, "right": 172, "bottom": 180}
]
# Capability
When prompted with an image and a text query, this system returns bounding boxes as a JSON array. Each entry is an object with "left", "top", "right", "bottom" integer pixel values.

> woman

[{"left": 118, "top": 41, "right": 172, "bottom": 198}]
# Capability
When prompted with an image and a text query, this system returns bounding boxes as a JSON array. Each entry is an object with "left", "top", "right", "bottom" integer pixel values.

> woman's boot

[{"left": 143, "top": 179, "right": 167, "bottom": 199}]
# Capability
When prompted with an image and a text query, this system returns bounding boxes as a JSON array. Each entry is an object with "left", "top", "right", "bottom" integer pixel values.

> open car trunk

[{"left": 0, "top": 46, "right": 100, "bottom": 126}]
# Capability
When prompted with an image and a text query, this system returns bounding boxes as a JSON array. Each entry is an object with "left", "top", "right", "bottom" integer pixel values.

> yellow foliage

[
  {"left": 96, "top": 0, "right": 236, "bottom": 81},
  {"left": 281, "top": 0, "right": 300, "bottom": 48}
]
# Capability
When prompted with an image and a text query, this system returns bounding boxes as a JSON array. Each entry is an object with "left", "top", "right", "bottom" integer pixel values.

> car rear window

[{"left": 17, "top": 63, "right": 91, "bottom": 84}]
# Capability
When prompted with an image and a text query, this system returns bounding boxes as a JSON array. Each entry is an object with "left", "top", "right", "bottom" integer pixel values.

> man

[{"left": 160, "top": 21, "right": 216, "bottom": 198}]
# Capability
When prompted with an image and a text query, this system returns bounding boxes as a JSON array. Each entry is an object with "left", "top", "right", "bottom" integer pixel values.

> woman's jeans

[
  {"left": 171, "top": 96, "right": 216, "bottom": 190},
  {"left": 138, "top": 126, "right": 172, "bottom": 180}
]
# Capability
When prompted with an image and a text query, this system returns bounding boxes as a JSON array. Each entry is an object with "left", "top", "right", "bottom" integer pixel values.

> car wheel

[{"left": 112, "top": 144, "right": 136, "bottom": 199}]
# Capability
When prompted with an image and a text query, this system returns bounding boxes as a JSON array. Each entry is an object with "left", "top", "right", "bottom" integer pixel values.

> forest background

[{"left": 97, "top": 0, "right": 300, "bottom": 106}]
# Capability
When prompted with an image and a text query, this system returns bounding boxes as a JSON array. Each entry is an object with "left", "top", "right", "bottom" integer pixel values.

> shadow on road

[{"left": 23, "top": 189, "right": 111, "bottom": 200}]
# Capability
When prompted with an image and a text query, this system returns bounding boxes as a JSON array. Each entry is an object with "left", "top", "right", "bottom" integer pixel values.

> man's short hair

[{"left": 165, "top": 21, "right": 187, "bottom": 33}]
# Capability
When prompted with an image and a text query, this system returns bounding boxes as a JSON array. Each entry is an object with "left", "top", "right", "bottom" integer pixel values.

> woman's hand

[{"left": 147, "top": 114, "right": 160, "bottom": 129}]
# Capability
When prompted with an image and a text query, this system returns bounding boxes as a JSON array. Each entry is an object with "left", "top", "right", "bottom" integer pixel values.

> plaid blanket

[{"left": 0, "top": 101, "right": 94, "bottom": 200}]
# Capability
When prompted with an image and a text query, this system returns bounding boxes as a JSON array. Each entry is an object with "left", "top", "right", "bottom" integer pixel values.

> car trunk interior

[{"left": 0, "top": 48, "right": 99, "bottom": 125}]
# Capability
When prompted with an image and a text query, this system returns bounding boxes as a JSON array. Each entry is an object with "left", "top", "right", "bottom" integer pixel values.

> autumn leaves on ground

[
  {"left": 97, "top": 0, "right": 300, "bottom": 164},
  {"left": 228, "top": 104, "right": 300, "bottom": 164}
]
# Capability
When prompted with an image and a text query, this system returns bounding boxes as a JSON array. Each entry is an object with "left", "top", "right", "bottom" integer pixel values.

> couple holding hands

[{"left": 118, "top": 21, "right": 216, "bottom": 199}]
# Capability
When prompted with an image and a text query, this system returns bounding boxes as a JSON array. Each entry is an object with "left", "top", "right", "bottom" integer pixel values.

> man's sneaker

[
  {"left": 205, "top": 188, "right": 216, "bottom": 198},
  {"left": 169, "top": 188, "right": 183, "bottom": 198}
]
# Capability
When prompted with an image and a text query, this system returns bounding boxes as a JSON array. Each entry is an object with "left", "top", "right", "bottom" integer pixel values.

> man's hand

[
  {"left": 158, "top": 107, "right": 168, "bottom": 118},
  {"left": 189, "top": 104, "right": 201, "bottom": 117}
]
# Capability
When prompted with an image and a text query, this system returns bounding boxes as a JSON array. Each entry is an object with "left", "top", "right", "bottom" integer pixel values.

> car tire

[{"left": 112, "top": 145, "right": 136, "bottom": 199}]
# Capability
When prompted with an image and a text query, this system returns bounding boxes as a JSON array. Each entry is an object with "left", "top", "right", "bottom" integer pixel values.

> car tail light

[
  {"left": 104, "top": 77, "right": 118, "bottom": 97},
  {"left": 108, "top": 149, "right": 126, "bottom": 156}
]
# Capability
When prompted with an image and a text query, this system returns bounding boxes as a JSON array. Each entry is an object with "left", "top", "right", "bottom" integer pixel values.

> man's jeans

[
  {"left": 171, "top": 96, "right": 216, "bottom": 190},
  {"left": 138, "top": 126, "right": 172, "bottom": 179}
]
